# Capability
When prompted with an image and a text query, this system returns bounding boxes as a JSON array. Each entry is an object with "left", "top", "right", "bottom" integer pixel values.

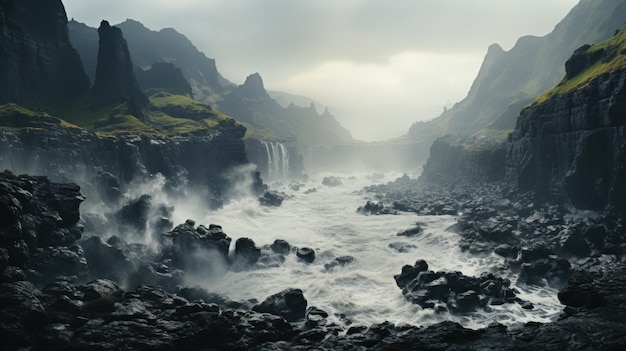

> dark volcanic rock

[
  {"left": 258, "top": 190, "right": 284, "bottom": 207},
  {"left": 232, "top": 237, "right": 262, "bottom": 269},
  {"left": 508, "top": 60, "right": 626, "bottom": 211},
  {"left": 394, "top": 259, "right": 516, "bottom": 313},
  {"left": 296, "top": 247, "right": 316, "bottom": 263},
  {"left": 0, "top": 0, "right": 89, "bottom": 104},
  {"left": 93, "top": 20, "right": 148, "bottom": 109},
  {"left": 252, "top": 288, "right": 307, "bottom": 322},
  {"left": 0, "top": 126, "right": 257, "bottom": 206},
  {"left": 357, "top": 200, "right": 398, "bottom": 215},
  {"left": 323, "top": 256, "right": 356, "bottom": 272}
]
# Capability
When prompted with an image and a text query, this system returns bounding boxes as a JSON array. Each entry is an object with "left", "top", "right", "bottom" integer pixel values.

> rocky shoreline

[{"left": 1, "top": 170, "right": 625, "bottom": 350}]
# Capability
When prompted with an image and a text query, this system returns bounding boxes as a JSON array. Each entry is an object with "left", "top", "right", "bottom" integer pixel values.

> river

[{"left": 165, "top": 172, "right": 562, "bottom": 329}]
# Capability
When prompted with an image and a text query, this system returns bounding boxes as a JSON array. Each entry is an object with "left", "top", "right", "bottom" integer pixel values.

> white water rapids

[{"left": 167, "top": 172, "right": 563, "bottom": 329}]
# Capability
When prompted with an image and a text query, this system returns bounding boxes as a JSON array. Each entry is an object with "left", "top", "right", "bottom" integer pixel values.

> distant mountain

[
  {"left": 217, "top": 73, "right": 353, "bottom": 145},
  {"left": 69, "top": 19, "right": 232, "bottom": 104},
  {"left": 68, "top": 19, "right": 354, "bottom": 146},
  {"left": 268, "top": 90, "right": 325, "bottom": 111},
  {"left": 406, "top": 0, "right": 626, "bottom": 140}
]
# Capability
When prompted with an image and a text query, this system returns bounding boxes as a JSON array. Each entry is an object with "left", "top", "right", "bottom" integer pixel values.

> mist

[{"left": 62, "top": 0, "right": 578, "bottom": 141}]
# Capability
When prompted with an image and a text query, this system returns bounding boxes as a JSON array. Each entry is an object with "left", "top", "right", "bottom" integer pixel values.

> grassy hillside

[
  {"left": 0, "top": 92, "right": 241, "bottom": 138},
  {"left": 405, "top": 0, "right": 626, "bottom": 140},
  {"left": 534, "top": 27, "right": 626, "bottom": 105}
]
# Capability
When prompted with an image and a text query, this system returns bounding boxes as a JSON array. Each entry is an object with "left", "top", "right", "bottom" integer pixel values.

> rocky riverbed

[{"left": 2, "top": 170, "right": 626, "bottom": 350}]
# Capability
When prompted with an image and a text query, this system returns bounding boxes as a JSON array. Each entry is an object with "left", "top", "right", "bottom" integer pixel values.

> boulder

[
  {"left": 296, "top": 247, "right": 315, "bottom": 263},
  {"left": 259, "top": 190, "right": 284, "bottom": 207},
  {"left": 252, "top": 288, "right": 307, "bottom": 322}
]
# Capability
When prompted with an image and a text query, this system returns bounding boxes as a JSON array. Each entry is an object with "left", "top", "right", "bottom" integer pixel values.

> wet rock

[
  {"left": 0, "top": 280, "right": 48, "bottom": 348},
  {"left": 388, "top": 242, "right": 417, "bottom": 253},
  {"left": 296, "top": 247, "right": 316, "bottom": 263},
  {"left": 397, "top": 224, "right": 424, "bottom": 237},
  {"left": 395, "top": 259, "right": 516, "bottom": 313},
  {"left": 357, "top": 200, "right": 398, "bottom": 215},
  {"left": 91, "top": 171, "right": 122, "bottom": 203},
  {"left": 559, "top": 228, "right": 591, "bottom": 257},
  {"left": 259, "top": 190, "right": 284, "bottom": 207},
  {"left": 252, "top": 288, "right": 308, "bottom": 322},
  {"left": 394, "top": 259, "right": 429, "bottom": 288},
  {"left": 518, "top": 258, "right": 571, "bottom": 288},
  {"left": 557, "top": 272, "right": 605, "bottom": 308},
  {"left": 323, "top": 256, "right": 356, "bottom": 272},
  {"left": 80, "top": 279, "right": 123, "bottom": 302},
  {"left": 79, "top": 235, "right": 135, "bottom": 282},
  {"left": 160, "top": 220, "right": 232, "bottom": 272},
  {"left": 28, "top": 246, "right": 88, "bottom": 284},
  {"left": 0, "top": 248, "right": 8, "bottom": 273},
  {"left": 232, "top": 237, "right": 262, "bottom": 269},
  {"left": 305, "top": 306, "right": 329, "bottom": 328},
  {"left": 322, "top": 176, "right": 342, "bottom": 187},
  {"left": 270, "top": 239, "right": 290, "bottom": 255}
]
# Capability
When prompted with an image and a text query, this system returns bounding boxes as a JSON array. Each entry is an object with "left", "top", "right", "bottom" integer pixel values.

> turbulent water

[{"left": 168, "top": 172, "right": 562, "bottom": 329}]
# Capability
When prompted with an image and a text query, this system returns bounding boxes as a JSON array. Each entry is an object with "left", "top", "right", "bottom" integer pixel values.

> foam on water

[{"left": 176, "top": 172, "right": 562, "bottom": 328}]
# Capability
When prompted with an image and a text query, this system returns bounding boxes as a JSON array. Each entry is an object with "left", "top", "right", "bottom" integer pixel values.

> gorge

[{"left": 1, "top": 0, "right": 626, "bottom": 350}]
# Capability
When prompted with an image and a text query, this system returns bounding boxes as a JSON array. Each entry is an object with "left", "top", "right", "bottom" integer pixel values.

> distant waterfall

[{"left": 262, "top": 141, "right": 290, "bottom": 182}]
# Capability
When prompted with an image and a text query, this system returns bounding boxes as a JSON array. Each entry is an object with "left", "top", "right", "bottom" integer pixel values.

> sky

[{"left": 63, "top": 0, "right": 579, "bottom": 141}]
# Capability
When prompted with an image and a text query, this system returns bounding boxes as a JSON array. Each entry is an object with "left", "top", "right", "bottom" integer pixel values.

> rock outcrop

[
  {"left": 419, "top": 134, "right": 507, "bottom": 184},
  {"left": 136, "top": 62, "right": 193, "bottom": 98},
  {"left": 0, "top": 0, "right": 89, "bottom": 104},
  {"left": 93, "top": 20, "right": 148, "bottom": 109},
  {"left": 0, "top": 123, "right": 256, "bottom": 205},
  {"left": 508, "top": 31, "right": 626, "bottom": 211}
]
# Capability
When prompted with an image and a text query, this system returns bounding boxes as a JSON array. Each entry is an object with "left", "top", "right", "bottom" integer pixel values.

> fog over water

[{"left": 161, "top": 172, "right": 562, "bottom": 328}]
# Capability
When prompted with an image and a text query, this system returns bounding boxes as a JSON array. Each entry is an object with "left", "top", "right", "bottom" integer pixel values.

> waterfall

[{"left": 262, "top": 141, "right": 290, "bottom": 182}]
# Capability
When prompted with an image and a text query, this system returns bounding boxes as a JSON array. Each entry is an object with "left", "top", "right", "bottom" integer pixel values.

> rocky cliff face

[
  {"left": 0, "top": 0, "right": 89, "bottom": 104},
  {"left": 93, "top": 20, "right": 148, "bottom": 109},
  {"left": 0, "top": 123, "right": 256, "bottom": 205},
  {"left": 508, "top": 68, "right": 626, "bottom": 211},
  {"left": 419, "top": 134, "right": 507, "bottom": 184},
  {"left": 406, "top": 0, "right": 626, "bottom": 139}
]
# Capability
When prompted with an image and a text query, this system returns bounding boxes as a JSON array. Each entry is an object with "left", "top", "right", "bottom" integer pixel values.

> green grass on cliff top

[
  {"left": 0, "top": 92, "right": 241, "bottom": 137},
  {"left": 533, "top": 27, "right": 626, "bottom": 105},
  {"left": 0, "top": 103, "right": 81, "bottom": 130}
]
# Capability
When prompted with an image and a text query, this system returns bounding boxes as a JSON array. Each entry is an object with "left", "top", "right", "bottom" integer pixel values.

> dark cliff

[
  {"left": 508, "top": 29, "right": 626, "bottom": 211},
  {"left": 0, "top": 123, "right": 254, "bottom": 204},
  {"left": 419, "top": 134, "right": 507, "bottom": 184},
  {"left": 406, "top": 0, "right": 626, "bottom": 140},
  {"left": 93, "top": 20, "right": 148, "bottom": 109},
  {"left": 0, "top": 0, "right": 89, "bottom": 104},
  {"left": 136, "top": 62, "right": 194, "bottom": 98}
]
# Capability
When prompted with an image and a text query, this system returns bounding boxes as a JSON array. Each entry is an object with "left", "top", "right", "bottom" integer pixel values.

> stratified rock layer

[{"left": 508, "top": 69, "right": 626, "bottom": 211}]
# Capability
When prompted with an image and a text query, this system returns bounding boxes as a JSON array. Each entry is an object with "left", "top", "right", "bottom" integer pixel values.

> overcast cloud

[{"left": 63, "top": 0, "right": 579, "bottom": 141}]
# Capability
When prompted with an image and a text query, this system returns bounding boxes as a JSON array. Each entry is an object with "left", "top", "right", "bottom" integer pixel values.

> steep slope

[
  {"left": 116, "top": 19, "right": 231, "bottom": 103},
  {"left": 69, "top": 19, "right": 230, "bottom": 102},
  {"left": 93, "top": 20, "right": 148, "bottom": 109},
  {"left": 0, "top": 0, "right": 89, "bottom": 104},
  {"left": 508, "top": 26, "right": 626, "bottom": 211},
  {"left": 217, "top": 73, "right": 353, "bottom": 146},
  {"left": 406, "top": 0, "right": 626, "bottom": 140}
]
